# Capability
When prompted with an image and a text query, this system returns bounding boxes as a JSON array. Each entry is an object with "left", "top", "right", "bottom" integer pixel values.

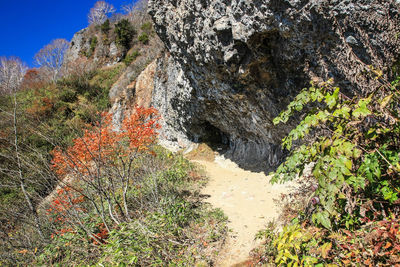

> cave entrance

[{"left": 196, "top": 121, "right": 230, "bottom": 153}]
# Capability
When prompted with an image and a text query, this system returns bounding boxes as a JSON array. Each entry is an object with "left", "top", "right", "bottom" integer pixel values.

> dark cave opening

[{"left": 195, "top": 121, "right": 230, "bottom": 153}]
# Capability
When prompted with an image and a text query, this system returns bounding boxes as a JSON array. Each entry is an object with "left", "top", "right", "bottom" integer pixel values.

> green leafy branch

[{"left": 270, "top": 70, "right": 400, "bottom": 230}]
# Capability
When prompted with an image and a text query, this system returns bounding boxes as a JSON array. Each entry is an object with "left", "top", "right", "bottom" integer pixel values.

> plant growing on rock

[
  {"left": 123, "top": 50, "right": 140, "bottom": 65},
  {"left": 100, "top": 19, "right": 111, "bottom": 34},
  {"left": 114, "top": 19, "right": 135, "bottom": 51},
  {"left": 138, "top": 32, "right": 149, "bottom": 44}
]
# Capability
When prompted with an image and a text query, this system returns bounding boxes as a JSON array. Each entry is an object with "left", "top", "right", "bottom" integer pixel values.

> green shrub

[
  {"left": 101, "top": 19, "right": 111, "bottom": 34},
  {"left": 254, "top": 69, "right": 400, "bottom": 266},
  {"left": 114, "top": 19, "right": 135, "bottom": 50},
  {"left": 89, "top": 63, "right": 125, "bottom": 91},
  {"left": 254, "top": 222, "right": 325, "bottom": 266},
  {"left": 141, "top": 22, "right": 153, "bottom": 33},
  {"left": 138, "top": 32, "right": 149, "bottom": 44},
  {"left": 271, "top": 72, "right": 400, "bottom": 230},
  {"left": 89, "top": 36, "right": 97, "bottom": 55},
  {"left": 123, "top": 50, "right": 140, "bottom": 65}
]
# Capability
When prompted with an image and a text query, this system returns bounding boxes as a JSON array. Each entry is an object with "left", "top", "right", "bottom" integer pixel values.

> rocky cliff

[
  {"left": 66, "top": 28, "right": 124, "bottom": 65},
  {"left": 145, "top": 0, "right": 400, "bottom": 170}
]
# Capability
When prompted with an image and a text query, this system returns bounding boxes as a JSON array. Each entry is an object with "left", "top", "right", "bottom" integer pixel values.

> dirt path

[{"left": 192, "top": 155, "right": 290, "bottom": 266}]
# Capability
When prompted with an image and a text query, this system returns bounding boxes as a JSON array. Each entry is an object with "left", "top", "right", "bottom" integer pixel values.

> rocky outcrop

[
  {"left": 65, "top": 29, "right": 89, "bottom": 62},
  {"left": 148, "top": 0, "right": 400, "bottom": 170},
  {"left": 65, "top": 28, "right": 125, "bottom": 65},
  {"left": 151, "top": 54, "right": 195, "bottom": 150},
  {"left": 109, "top": 36, "right": 163, "bottom": 127},
  {"left": 111, "top": 60, "right": 159, "bottom": 127}
]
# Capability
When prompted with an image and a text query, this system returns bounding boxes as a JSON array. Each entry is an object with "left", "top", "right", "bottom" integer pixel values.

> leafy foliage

[
  {"left": 33, "top": 106, "right": 228, "bottom": 266},
  {"left": 0, "top": 63, "right": 125, "bottom": 264},
  {"left": 89, "top": 36, "right": 98, "bottom": 56},
  {"left": 49, "top": 107, "right": 160, "bottom": 229},
  {"left": 114, "top": 19, "right": 135, "bottom": 50},
  {"left": 0, "top": 11, "right": 185, "bottom": 267},
  {"left": 271, "top": 74, "right": 400, "bottom": 230},
  {"left": 38, "top": 147, "right": 227, "bottom": 266},
  {"left": 254, "top": 217, "right": 400, "bottom": 266},
  {"left": 100, "top": 19, "right": 111, "bottom": 34},
  {"left": 51, "top": 107, "right": 159, "bottom": 176},
  {"left": 99, "top": 203, "right": 227, "bottom": 266},
  {"left": 138, "top": 32, "right": 149, "bottom": 44},
  {"left": 255, "top": 69, "right": 400, "bottom": 266},
  {"left": 140, "top": 22, "right": 152, "bottom": 33},
  {"left": 254, "top": 223, "right": 329, "bottom": 266},
  {"left": 123, "top": 50, "right": 140, "bottom": 65}
]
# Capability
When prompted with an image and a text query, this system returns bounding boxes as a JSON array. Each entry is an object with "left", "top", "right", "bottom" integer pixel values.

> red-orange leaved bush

[{"left": 48, "top": 106, "right": 160, "bottom": 241}]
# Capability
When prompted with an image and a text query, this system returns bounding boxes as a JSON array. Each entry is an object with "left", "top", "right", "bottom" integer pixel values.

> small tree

[
  {"left": 20, "top": 68, "right": 50, "bottom": 91},
  {"left": 49, "top": 107, "right": 160, "bottom": 235},
  {"left": 122, "top": 0, "right": 149, "bottom": 25},
  {"left": 34, "top": 39, "right": 69, "bottom": 82},
  {"left": 0, "top": 57, "right": 46, "bottom": 240},
  {"left": 0, "top": 57, "right": 27, "bottom": 95},
  {"left": 100, "top": 19, "right": 111, "bottom": 34},
  {"left": 88, "top": 1, "right": 115, "bottom": 25},
  {"left": 114, "top": 19, "right": 135, "bottom": 50},
  {"left": 138, "top": 32, "right": 149, "bottom": 44}
]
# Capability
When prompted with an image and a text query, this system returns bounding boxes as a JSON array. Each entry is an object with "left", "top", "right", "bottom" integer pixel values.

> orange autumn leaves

[
  {"left": 50, "top": 106, "right": 160, "bottom": 177},
  {"left": 47, "top": 106, "right": 160, "bottom": 242},
  {"left": 123, "top": 107, "right": 161, "bottom": 151}
]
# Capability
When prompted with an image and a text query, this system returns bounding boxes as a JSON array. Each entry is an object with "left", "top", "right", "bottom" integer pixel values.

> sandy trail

[{"left": 193, "top": 155, "right": 290, "bottom": 266}]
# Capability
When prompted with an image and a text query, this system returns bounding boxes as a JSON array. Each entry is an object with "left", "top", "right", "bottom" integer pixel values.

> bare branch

[
  {"left": 88, "top": 1, "right": 115, "bottom": 25},
  {"left": 34, "top": 39, "right": 69, "bottom": 82},
  {"left": 122, "top": 0, "right": 149, "bottom": 24},
  {"left": 0, "top": 57, "right": 27, "bottom": 95}
]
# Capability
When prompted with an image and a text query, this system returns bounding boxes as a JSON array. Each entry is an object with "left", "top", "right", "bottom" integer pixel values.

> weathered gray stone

[
  {"left": 345, "top": 36, "right": 359, "bottom": 45},
  {"left": 148, "top": 0, "right": 400, "bottom": 171},
  {"left": 151, "top": 54, "right": 194, "bottom": 151},
  {"left": 65, "top": 29, "right": 89, "bottom": 63},
  {"left": 109, "top": 42, "right": 118, "bottom": 57},
  {"left": 111, "top": 60, "right": 159, "bottom": 129},
  {"left": 65, "top": 28, "right": 124, "bottom": 65},
  {"left": 213, "top": 16, "right": 231, "bottom": 31}
]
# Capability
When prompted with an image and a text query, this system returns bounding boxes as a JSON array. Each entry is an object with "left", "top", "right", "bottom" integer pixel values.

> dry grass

[{"left": 185, "top": 143, "right": 216, "bottom": 162}]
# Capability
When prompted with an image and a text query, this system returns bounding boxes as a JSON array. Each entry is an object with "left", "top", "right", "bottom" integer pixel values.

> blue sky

[{"left": 0, "top": 0, "right": 135, "bottom": 67}]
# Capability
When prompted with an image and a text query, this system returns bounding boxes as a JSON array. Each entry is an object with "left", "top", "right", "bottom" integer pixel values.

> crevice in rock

[
  {"left": 224, "top": 137, "right": 286, "bottom": 173},
  {"left": 191, "top": 121, "right": 230, "bottom": 153},
  {"left": 217, "top": 29, "right": 233, "bottom": 47}
]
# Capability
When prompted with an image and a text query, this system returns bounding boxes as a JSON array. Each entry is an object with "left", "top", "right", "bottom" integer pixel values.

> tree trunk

[{"left": 13, "top": 94, "right": 45, "bottom": 240}]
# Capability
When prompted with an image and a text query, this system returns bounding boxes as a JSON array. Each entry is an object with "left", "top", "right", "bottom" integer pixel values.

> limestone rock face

[
  {"left": 65, "top": 29, "right": 88, "bottom": 62},
  {"left": 135, "top": 60, "right": 157, "bottom": 108},
  {"left": 151, "top": 54, "right": 195, "bottom": 151},
  {"left": 148, "top": 0, "right": 400, "bottom": 170},
  {"left": 65, "top": 28, "right": 124, "bottom": 66},
  {"left": 111, "top": 60, "right": 158, "bottom": 128}
]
